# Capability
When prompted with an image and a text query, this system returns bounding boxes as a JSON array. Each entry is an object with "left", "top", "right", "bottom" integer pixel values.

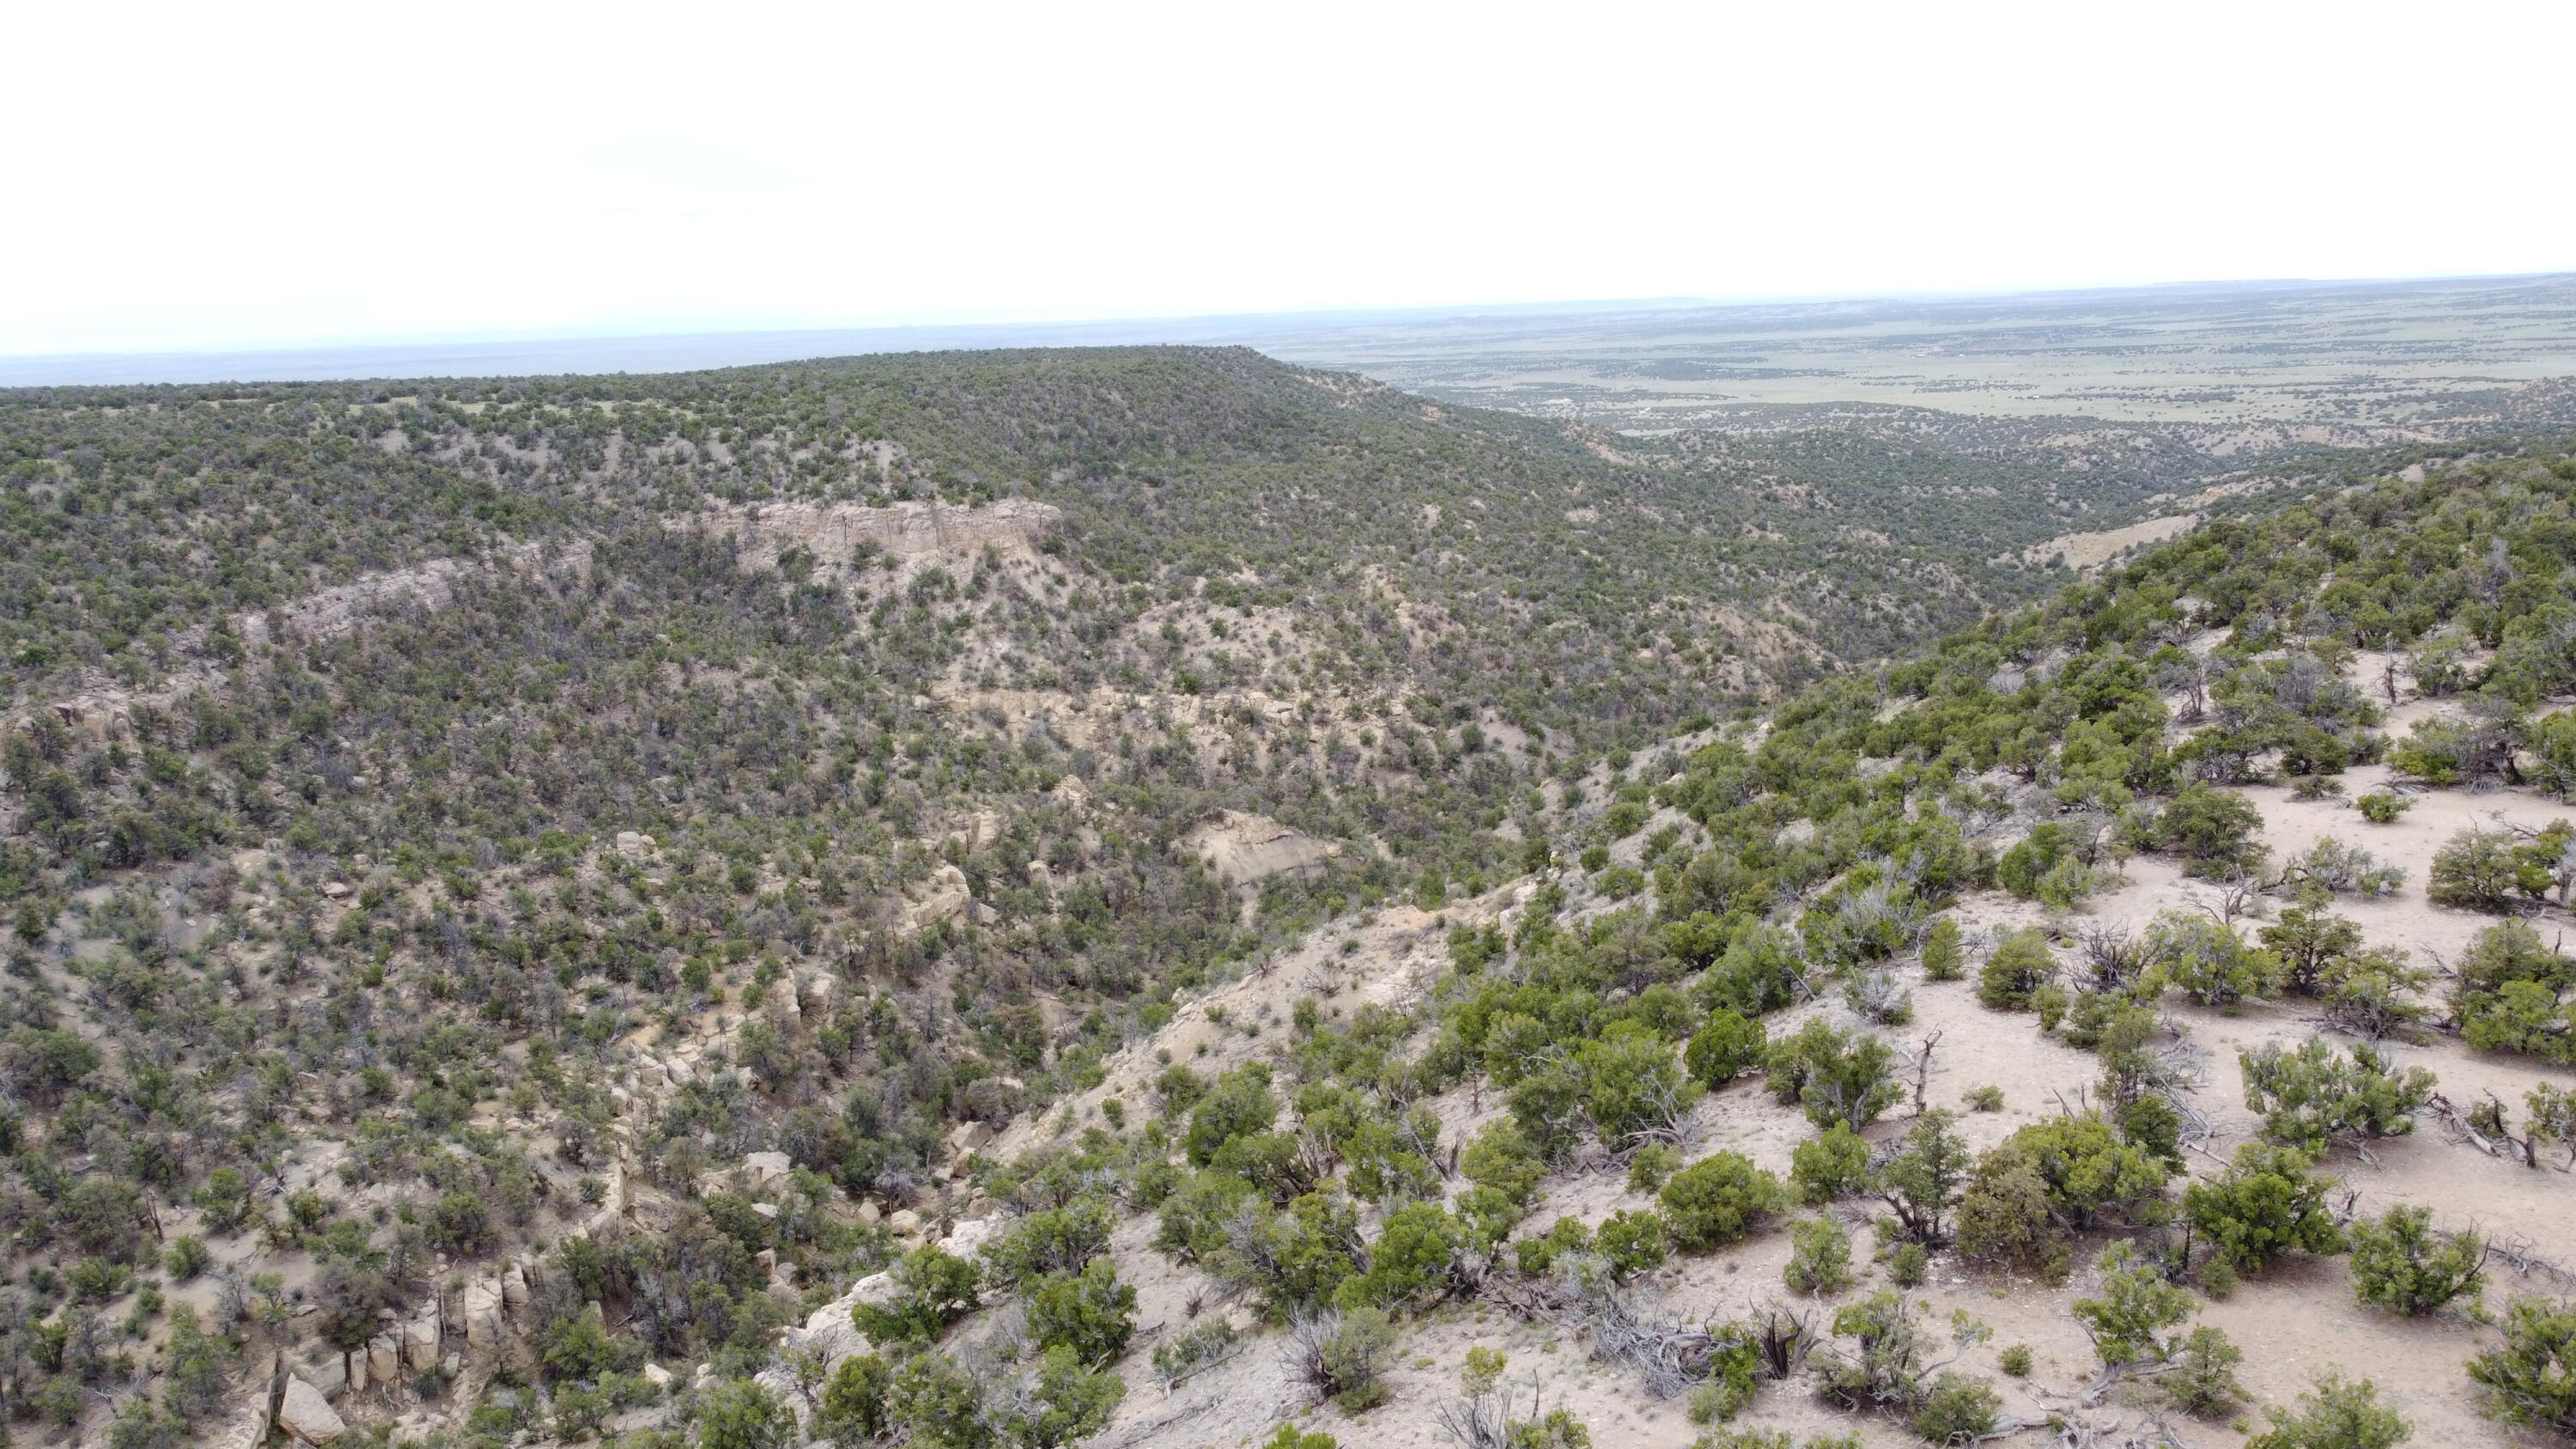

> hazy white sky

[{"left": 7, "top": 0, "right": 2571, "bottom": 356}]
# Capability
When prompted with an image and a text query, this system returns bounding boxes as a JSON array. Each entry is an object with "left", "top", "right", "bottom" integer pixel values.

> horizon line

[{"left": 6, "top": 269, "right": 2571, "bottom": 390}]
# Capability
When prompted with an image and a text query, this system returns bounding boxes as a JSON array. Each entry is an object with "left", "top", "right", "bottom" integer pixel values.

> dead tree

[{"left": 1901, "top": 1030, "right": 1943, "bottom": 1115}]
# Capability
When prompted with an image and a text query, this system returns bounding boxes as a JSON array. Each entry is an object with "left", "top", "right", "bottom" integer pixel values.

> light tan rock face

[
  {"left": 1182, "top": 810, "right": 1340, "bottom": 883},
  {"left": 404, "top": 1310, "right": 441, "bottom": 1373},
  {"left": 462, "top": 1276, "right": 506, "bottom": 1355},
  {"left": 698, "top": 499, "right": 1063, "bottom": 576},
  {"left": 902, "top": 863, "right": 974, "bottom": 935},
  {"left": 278, "top": 1376, "right": 346, "bottom": 1445}
]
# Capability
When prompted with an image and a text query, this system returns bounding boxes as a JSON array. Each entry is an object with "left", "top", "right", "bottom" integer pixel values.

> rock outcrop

[
  {"left": 1182, "top": 811, "right": 1340, "bottom": 882},
  {"left": 698, "top": 500, "right": 1062, "bottom": 578},
  {"left": 277, "top": 1375, "right": 347, "bottom": 1446}
]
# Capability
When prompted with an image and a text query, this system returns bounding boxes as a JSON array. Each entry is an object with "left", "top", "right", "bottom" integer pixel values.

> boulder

[
  {"left": 462, "top": 1276, "right": 506, "bottom": 1356},
  {"left": 642, "top": 1362, "right": 675, "bottom": 1389},
  {"left": 902, "top": 865, "right": 972, "bottom": 935},
  {"left": 368, "top": 1330, "right": 403, "bottom": 1388},
  {"left": 403, "top": 1310, "right": 441, "bottom": 1373},
  {"left": 277, "top": 1376, "right": 346, "bottom": 1446},
  {"left": 501, "top": 1260, "right": 529, "bottom": 1312},
  {"left": 345, "top": 1349, "right": 367, "bottom": 1397},
  {"left": 855, "top": 1199, "right": 881, "bottom": 1227},
  {"left": 939, "top": 1216, "right": 1001, "bottom": 1258},
  {"left": 302, "top": 1355, "right": 348, "bottom": 1399},
  {"left": 887, "top": 1209, "right": 922, "bottom": 1238},
  {"left": 742, "top": 1151, "right": 793, "bottom": 1192},
  {"left": 787, "top": 1269, "right": 892, "bottom": 1367},
  {"left": 797, "top": 970, "right": 840, "bottom": 1016}
]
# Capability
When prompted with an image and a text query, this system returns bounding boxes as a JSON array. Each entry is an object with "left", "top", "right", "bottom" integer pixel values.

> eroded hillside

[{"left": 0, "top": 367, "right": 2572, "bottom": 1449}]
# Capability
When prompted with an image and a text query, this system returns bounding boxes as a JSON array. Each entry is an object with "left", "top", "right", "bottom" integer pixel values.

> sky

[{"left": 7, "top": 0, "right": 2573, "bottom": 357}]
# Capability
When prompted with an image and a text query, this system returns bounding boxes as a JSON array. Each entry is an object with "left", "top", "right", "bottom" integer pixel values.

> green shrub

[
  {"left": 1978, "top": 928, "right": 2057, "bottom": 1011},
  {"left": 2245, "top": 1372, "right": 2409, "bottom": 1449},
  {"left": 981, "top": 1199, "right": 1114, "bottom": 1286},
  {"left": 1298, "top": 1306, "right": 1398, "bottom": 1411},
  {"left": 1874, "top": 1110, "right": 1971, "bottom": 1248},
  {"left": 1596, "top": 1209, "right": 1670, "bottom": 1281},
  {"left": 1790, "top": 1123, "right": 1871, "bottom": 1205},
  {"left": 2117, "top": 1094, "right": 2184, "bottom": 1172},
  {"left": 2468, "top": 1295, "right": 2576, "bottom": 1437},
  {"left": 1684, "top": 1009, "right": 1768, "bottom": 1088},
  {"left": 1886, "top": 1242, "right": 1929, "bottom": 1288},
  {"left": 817, "top": 1355, "right": 894, "bottom": 1447},
  {"left": 1954, "top": 1154, "right": 2064, "bottom": 1277},
  {"left": 1006, "top": 1345, "right": 1127, "bottom": 1446},
  {"left": 1185, "top": 1063, "right": 1279, "bottom": 1166},
  {"left": 1461, "top": 1120, "right": 1547, "bottom": 1208},
  {"left": 1920, "top": 917, "right": 1965, "bottom": 981},
  {"left": 1991, "top": 1112, "right": 2172, "bottom": 1232},
  {"left": 696, "top": 1379, "right": 793, "bottom": 1449},
  {"left": 1962, "top": 1085, "right": 2004, "bottom": 1112},
  {"left": 1627, "top": 1142, "right": 1680, "bottom": 1194},
  {"left": 162, "top": 1235, "right": 210, "bottom": 1282},
  {"left": 1574, "top": 1020, "right": 1700, "bottom": 1145},
  {"left": 1659, "top": 1152, "right": 1786, "bottom": 1252},
  {"left": 2163, "top": 1325, "right": 2246, "bottom": 1417},
  {"left": 1151, "top": 1321, "right": 1241, "bottom": 1390},
  {"left": 1911, "top": 1371, "right": 2002, "bottom": 1445},
  {"left": 2452, "top": 919, "right": 2576, "bottom": 1063},
  {"left": 1024, "top": 1257, "right": 1136, "bottom": 1366},
  {"left": 1514, "top": 1216, "right": 1592, "bottom": 1275},
  {"left": 1685, "top": 1375, "right": 1752, "bottom": 1428},
  {"left": 1154, "top": 1170, "right": 1259, "bottom": 1264},
  {"left": 1765, "top": 1019, "right": 1899, "bottom": 1131},
  {"left": 2354, "top": 790, "right": 2410, "bottom": 824},
  {"left": 1811, "top": 1289, "right": 1937, "bottom": 1411},
  {"left": 2348, "top": 1206, "right": 2483, "bottom": 1317},
  {"left": 2240, "top": 1038, "right": 2435, "bottom": 1153},
  {"left": 1998, "top": 823, "right": 2094, "bottom": 908},
  {"left": 1783, "top": 1215, "right": 1853, "bottom": 1294},
  {"left": 2429, "top": 827, "right": 2523, "bottom": 912},
  {"left": 2072, "top": 1239, "right": 2193, "bottom": 1367},
  {"left": 1694, "top": 922, "right": 1809, "bottom": 1017},
  {"left": 2158, "top": 782, "right": 2269, "bottom": 878},
  {"left": 2147, "top": 910, "right": 2281, "bottom": 1010},
  {"left": 852, "top": 1245, "right": 981, "bottom": 1346},
  {"left": 2183, "top": 1143, "right": 2345, "bottom": 1273},
  {"left": 1336, "top": 1202, "right": 1456, "bottom": 1310},
  {"left": 1997, "top": 1343, "right": 2032, "bottom": 1377}
]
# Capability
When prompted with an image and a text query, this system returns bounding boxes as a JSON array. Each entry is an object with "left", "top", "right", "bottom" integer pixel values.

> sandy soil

[{"left": 2024, "top": 514, "right": 2202, "bottom": 571}]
